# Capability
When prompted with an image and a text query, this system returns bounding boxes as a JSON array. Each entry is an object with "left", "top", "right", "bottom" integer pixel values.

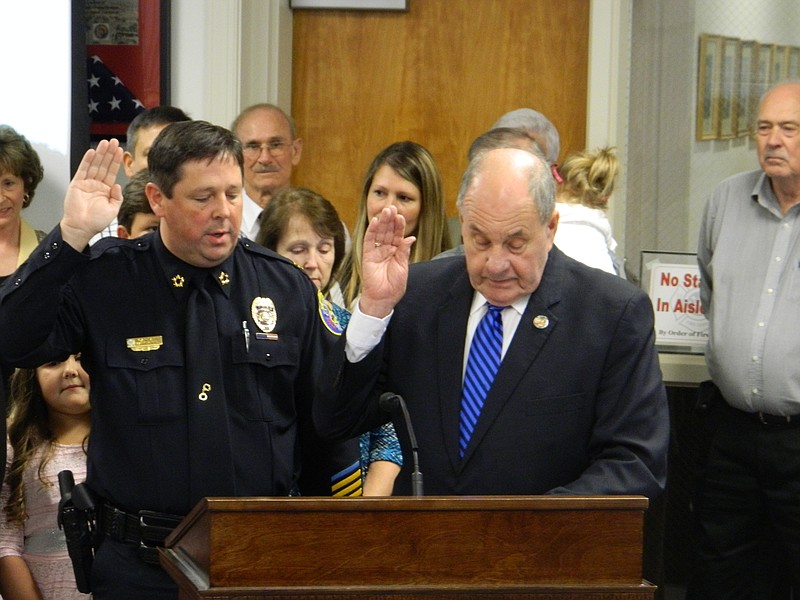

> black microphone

[{"left": 379, "top": 392, "right": 423, "bottom": 496}]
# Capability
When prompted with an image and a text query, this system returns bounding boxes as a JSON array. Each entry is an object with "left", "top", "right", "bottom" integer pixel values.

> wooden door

[{"left": 292, "top": 0, "right": 589, "bottom": 230}]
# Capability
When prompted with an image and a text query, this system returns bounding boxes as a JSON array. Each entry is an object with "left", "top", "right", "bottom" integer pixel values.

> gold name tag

[{"left": 126, "top": 336, "right": 164, "bottom": 352}]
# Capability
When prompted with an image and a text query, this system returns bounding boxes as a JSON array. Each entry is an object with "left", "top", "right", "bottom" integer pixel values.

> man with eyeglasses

[{"left": 231, "top": 103, "right": 303, "bottom": 239}]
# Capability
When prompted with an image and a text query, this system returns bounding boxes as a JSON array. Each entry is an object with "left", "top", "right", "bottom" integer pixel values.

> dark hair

[
  {"left": 467, "top": 127, "right": 547, "bottom": 161},
  {"left": 125, "top": 106, "right": 191, "bottom": 154},
  {"left": 256, "top": 187, "right": 345, "bottom": 294},
  {"left": 5, "top": 362, "right": 88, "bottom": 525},
  {"left": 118, "top": 169, "right": 155, "bottom": 231},
  {"left": 0, "top": 125, "right": 44, "bottom": 208},
  {"left": 147, "top": 121, "right": 243, "bottom": 197}
]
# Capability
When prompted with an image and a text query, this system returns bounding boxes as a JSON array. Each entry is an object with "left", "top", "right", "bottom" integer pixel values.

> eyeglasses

[{"left": 242, "top": 140, "right": 292, "bottom": 158}]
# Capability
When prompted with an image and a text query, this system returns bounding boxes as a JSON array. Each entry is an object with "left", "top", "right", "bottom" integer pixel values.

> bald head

[
  {"left": 755, "top": 82, "right": 800, "bottom": 206},
  {"left": 232, "top": 104, "right": 303, "bottom": 207},
  {"left": 458, "top": 147, "right": 556, "bottom": 223},
  {"left": 458, "top": 148, "right": 559, "bottom": 306}
]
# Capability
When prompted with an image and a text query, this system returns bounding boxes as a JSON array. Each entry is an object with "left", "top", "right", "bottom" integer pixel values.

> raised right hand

[
  {"left": 60, "top": 138, "right": 124, "bottom": 250},
  {"left": 358, "top": 206, "right": 416, "bottom": 319}
]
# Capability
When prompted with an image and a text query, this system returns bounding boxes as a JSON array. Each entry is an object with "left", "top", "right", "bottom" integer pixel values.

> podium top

[
  {"left": 162, "top": 495, "right": 651, "bottom": 594},
  {"left": 185, "top": 494, "right": 649, "bottom": 517}
]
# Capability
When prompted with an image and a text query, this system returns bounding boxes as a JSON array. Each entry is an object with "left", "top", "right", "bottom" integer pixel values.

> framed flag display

[{"left": 85, "top": 0, "right": 170, "bottom": 141}]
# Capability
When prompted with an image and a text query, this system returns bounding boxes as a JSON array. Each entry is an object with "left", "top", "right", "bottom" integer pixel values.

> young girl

[{"left": 0, "top": 355, "right": 91, "bottom": 599}]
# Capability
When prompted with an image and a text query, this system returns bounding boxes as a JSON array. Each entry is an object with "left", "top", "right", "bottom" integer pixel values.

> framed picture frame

[
  {"left": 737, "top": 40, "right": 756, "bottom": 136},
  {"left": 788, "top": 46, "right": 800, "bottom": 80},
  {"left": 289, "top": 0, "right": 407, "bottom": 9},
  {"left": 696, "top": 34, "right": 723, "bottom": 141},
  {"left": 751, "top": 42, "right": 772, "bottom": 119},
  {"left": 771, "top": 44, "right": 786, "bottom": 83},
  {"left": 85, "top": 0, "right": 170, "bottom": 142},
  {"left": 719, "top": 37, "right": 740, "bottom": 139}
]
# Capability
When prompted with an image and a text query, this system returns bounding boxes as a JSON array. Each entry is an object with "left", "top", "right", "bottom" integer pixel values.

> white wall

[
  {"left": 170, "top": 0, "right": 292, "bottom": 128},
  {"left": 0, "top": 1, "right": 72, "bottom": 231},
  {"left": 688, "top": 0, "right": 800, "bottom": 245},
  {"left": 588, "top": 0, "right": 632, "bottom": 254}
]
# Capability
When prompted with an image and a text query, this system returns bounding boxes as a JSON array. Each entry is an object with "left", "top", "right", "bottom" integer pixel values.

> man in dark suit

[{"left": 316, "top": 146, "right": 668, "bottom": 498}]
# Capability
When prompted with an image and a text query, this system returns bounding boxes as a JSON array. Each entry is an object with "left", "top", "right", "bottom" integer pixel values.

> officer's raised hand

[
  {"left": 61, "top": 138, "right": 124, "bottom": 251},
  {"left": 358, "top": 205, "right": 416, "bottom": 319}
]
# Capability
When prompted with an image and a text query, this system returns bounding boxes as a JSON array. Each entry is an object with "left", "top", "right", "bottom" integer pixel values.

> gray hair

[
  {"left": 457, "top": 148, "right": 556, "bottom": 225},
  {"left": 492, "top": 108, "right": 560, "bottom": 165},
  {"left": 467, "top": 127, "right": 547, "bottom": 162},
  {"left": 231, "top": 103, "right": 298, "bottom": 140}
]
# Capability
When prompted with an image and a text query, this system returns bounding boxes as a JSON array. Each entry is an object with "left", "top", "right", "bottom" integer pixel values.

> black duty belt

[
  {"left": 725, "top": 402, "right": 800, "bottom": 428},
  {"left": 99, "top": 504, "right": 183, "bottom": 565}
]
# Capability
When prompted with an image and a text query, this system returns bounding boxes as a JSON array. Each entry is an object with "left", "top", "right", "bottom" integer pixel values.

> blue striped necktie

[{"left": 459, "top": 304, "right": 505, "bottom": 457}]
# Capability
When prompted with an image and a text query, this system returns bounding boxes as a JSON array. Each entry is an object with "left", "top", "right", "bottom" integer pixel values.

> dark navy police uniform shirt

[{"left": 0, "top": 228, "right": 356, "bottom": 516}]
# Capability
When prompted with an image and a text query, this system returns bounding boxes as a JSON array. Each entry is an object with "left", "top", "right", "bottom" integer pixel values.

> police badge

[{"left": 251, "top": 297, "right": 277, "bottom": 333}]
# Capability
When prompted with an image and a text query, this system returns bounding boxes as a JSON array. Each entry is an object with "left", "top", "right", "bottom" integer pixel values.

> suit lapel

[{"left": 459, "top": 250, "right": 564, "bottom": 465}]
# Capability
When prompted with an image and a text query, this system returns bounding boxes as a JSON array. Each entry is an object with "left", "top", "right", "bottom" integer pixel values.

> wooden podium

[{"left": 161, "top": 496, "right": 655, "bottom": 599}]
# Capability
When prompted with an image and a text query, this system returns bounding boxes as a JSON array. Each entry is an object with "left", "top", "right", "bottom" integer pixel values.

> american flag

[{"left": 87, "top": 54, "right": 145, "bottom": 123}]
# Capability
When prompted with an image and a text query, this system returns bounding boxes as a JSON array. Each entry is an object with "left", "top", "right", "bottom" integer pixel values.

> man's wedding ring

[{"left": 374, "top": 242, "right": 382, "bottom": 248}]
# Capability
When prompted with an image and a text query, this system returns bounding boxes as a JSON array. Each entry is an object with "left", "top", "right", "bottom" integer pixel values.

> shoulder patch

[{"left": 317, "top": 290, "right": 344, "bottom": 336}]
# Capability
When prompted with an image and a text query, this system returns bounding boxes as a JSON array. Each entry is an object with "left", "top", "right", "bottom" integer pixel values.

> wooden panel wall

[{"left": 291, "top": 0, "right": 589, "bottom": 230}]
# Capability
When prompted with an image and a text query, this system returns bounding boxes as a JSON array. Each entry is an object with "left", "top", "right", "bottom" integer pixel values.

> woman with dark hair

[
  {"left": 0, "top": 125, "right": 47, "bottom": 479},
  {"left": 0, "top": 125, "right": 46, "bottom": 285},
  {"left": 258, "top": 187, "right": 346, "bottom": 301},
  {"left": 258, "top": 188, "right": 403, "bottom": 496}
]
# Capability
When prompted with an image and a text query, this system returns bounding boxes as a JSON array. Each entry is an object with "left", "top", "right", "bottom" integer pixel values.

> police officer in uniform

[{"left": 0, "top": 121, "right": 359, "bottom": 598}]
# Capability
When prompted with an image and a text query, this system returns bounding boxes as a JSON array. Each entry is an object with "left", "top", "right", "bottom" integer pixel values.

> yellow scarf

[{"left": 17, "top": 219, "right": 42, "bottom": 268}]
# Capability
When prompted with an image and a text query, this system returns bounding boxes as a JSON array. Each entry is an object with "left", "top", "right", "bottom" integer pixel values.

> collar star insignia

[
  {"left": 171, "top": 274, "right": 186, "bottom": 288},
  {"left": 218, "top": 271, "right": 230, "bottom": 285}
]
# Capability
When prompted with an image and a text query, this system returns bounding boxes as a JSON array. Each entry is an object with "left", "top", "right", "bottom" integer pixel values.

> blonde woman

[
  {"left": 338, "top": 141, "right": 451, "bottom": 309},
  {"left": 554, "top": 146, "right": 621, "bottom": 275}
]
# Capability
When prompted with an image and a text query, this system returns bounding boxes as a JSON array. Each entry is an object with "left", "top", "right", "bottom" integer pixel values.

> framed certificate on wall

[
  {"left": 696, "top": 34, "right": 722, "bottom": 141},
  {"left": 85, "top": 0, "right": 171, "bottom": 141}
]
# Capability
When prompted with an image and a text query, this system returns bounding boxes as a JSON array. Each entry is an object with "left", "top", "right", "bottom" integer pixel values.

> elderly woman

[
  {"left": 258, "top": 187, "right": 403, "bottom": 496},
  {"left": 0, "top": 125, "right": 46, "bottom": 483},
  {"left": 0, "top": 125, "right": 45, "bottom": 284}
]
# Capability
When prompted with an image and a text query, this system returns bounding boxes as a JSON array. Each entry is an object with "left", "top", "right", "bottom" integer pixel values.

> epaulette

[
  {"left": 89, "top": 234, "right": 153, "bottom": 259},
  {"left": 239, "top": 238, "right": 295, "bottom": 265}
]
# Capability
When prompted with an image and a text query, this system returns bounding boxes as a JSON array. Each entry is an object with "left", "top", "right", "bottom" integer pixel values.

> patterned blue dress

[{"left": 330, "top": 303, "right": 404, "bottom": 477}]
